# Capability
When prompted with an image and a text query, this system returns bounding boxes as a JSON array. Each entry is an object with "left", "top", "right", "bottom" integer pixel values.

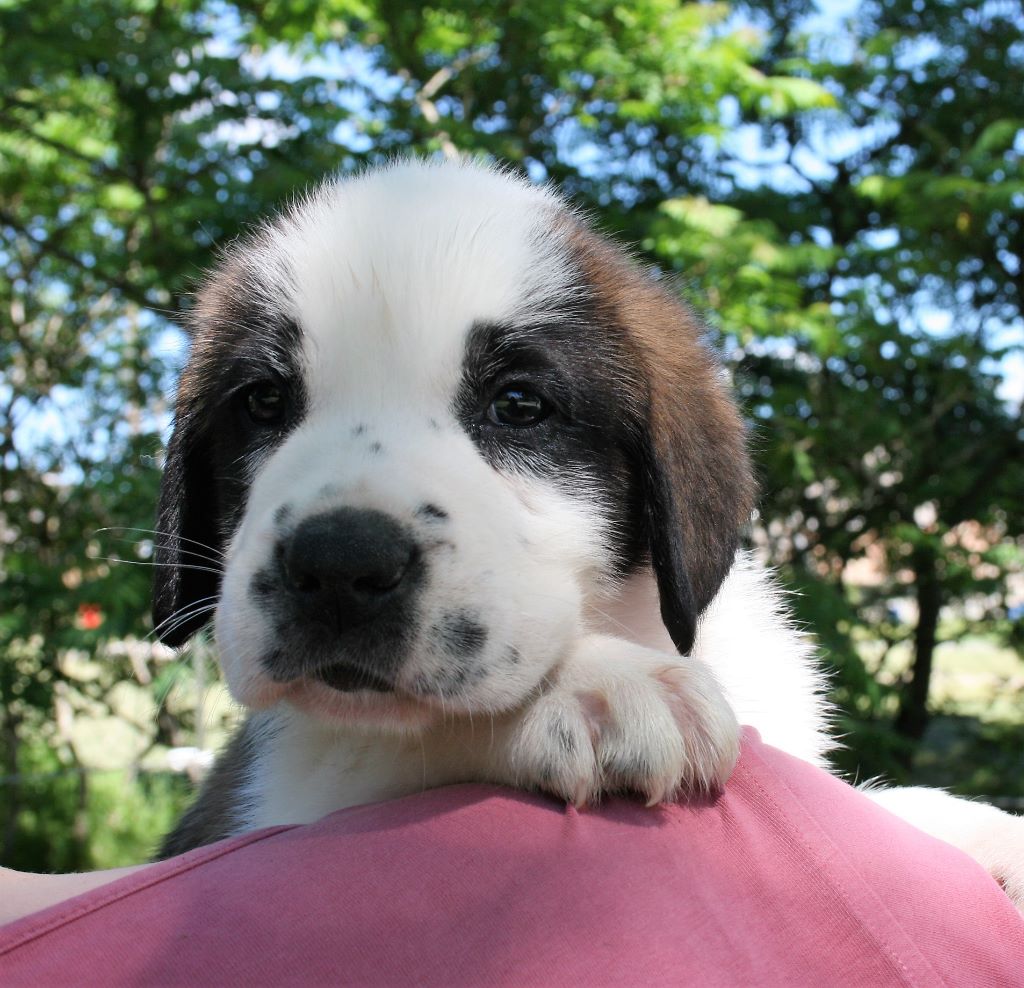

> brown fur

[
  {"left": 154, "top": 190, "right": 755, "bottom": 855},
  {"left": 568, "top": 223, "right": 755, "bottom": 647}
]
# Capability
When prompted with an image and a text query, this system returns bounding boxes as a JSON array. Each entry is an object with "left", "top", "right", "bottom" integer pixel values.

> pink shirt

[{"left": 2, "top": 730, "right": 1021, "bottom": 986}]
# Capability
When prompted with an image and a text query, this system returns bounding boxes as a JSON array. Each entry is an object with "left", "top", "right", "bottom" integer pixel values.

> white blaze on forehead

[{"left": 255, "top": 160, "right": 577, "bottom": 413}]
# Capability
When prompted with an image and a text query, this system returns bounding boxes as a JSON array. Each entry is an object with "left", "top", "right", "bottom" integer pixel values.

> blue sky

[{"left": 6, "top": 0, "right": 1023, "bottom": 475}]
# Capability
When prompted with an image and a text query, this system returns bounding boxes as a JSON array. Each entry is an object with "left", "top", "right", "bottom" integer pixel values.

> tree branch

[{"left": 0, "top": 209, "right": 167, "bottom": 315}]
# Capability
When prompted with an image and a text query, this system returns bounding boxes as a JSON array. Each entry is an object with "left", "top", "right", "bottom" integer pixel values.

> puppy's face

[{"left": 154, "top": 161, "right": 752, "bottom": 733}]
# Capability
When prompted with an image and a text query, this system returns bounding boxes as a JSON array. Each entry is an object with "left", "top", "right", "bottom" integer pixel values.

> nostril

[
  {"left": 289, "top": 568, "right": 323, "bottom": 595},
  {"left": 353, "top": 572, "right": 400, "bottom": 595},
  {"left": 279, "top": 547, "right": 324, "bottom": 595},
  {"left": 351, "top": 551, "right": 414, "bottom": 596},
  {"left": 277, "top": 509, "right": 420, "bottom": 615}
]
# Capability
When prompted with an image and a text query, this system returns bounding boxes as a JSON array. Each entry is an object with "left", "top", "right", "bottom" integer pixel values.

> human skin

[{"left": 0, "top": 864, "right": 147, "bottom": 925}]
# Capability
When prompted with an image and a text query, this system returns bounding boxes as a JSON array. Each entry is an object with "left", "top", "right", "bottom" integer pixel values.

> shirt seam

[
  {"left": 741, "top": 741, "right": 947, "bottom": 988},
  {"left": 0, "top": 825, "right": 295, "bottom": 956}
]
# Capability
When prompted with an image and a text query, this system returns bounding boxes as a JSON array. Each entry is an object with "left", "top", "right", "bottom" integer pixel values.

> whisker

[
  {"left": 582, "top": 602, "right": 636, "bottom": 638},
  {"left": 95, "top": 556, "right": 224, "bottom": 578},
  {"left": 102, "top": 536, "right": 224, "bottom": 569},
  {"left": 95, "top": 527, "right": 226, "bottom": 560},
  {"left": 151, "top": 598, "right": 220, "bottom": 641},
  {"left": 147, "top": 611, "right": 217, "bottom": 645},
  {"left": 154, "top": 596, "right": 219, "bottom": 630}
]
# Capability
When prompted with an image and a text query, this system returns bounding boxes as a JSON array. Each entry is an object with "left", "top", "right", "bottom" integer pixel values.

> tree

[
  {"left": 1, "top": 0, "right": 1021, "bottom": 866},
  {"left": 719, "top": 0, "right": 1024, "bottom": 755}
]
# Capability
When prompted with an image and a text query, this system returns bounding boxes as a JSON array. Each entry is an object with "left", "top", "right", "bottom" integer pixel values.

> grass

[
  {"left": 863, "top": 635, "right": 1024, "bottom": 723},
  {"left": 849, "top": 633, "right": 1024, "bottom": 802}
]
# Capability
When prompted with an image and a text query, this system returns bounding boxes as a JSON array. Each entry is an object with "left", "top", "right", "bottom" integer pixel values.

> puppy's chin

[
  {"left": 251, "top": 662, "right": 543, "bottom": 735},
  {"left": 281, "top": 678, "right": 443, "bottom": 734},
  {"left": 228, "top": 648, "right": 550, "bottom": 736},
  {"left": 219, "top": 652, "right": 445, "bottom": 734}
]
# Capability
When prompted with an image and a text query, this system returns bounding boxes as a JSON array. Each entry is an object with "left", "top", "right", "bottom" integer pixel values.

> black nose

[{"left": 278, "top": 508, "right": 419, "bottom": 631}]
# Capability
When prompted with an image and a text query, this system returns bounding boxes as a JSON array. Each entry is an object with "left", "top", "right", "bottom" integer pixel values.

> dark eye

[
  {"left": 487, "top": 386, "right": 552, "bottom": 427},
  {"left": 243, "top": 381, "right": 287, "bottom": 425}
]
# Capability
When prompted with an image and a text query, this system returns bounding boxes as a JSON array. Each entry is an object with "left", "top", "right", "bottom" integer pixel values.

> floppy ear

[
  {"left": 639, "top": 373, "right": 754, "bottom": 655},
  {"left": 153, "top": 405, "right": 223, "bottom": 647},
  {"left": 570, "top": 226, "right": 755, "bottom": 655}
]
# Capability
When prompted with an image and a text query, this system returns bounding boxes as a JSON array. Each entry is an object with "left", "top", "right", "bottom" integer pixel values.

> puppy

[{"left": 152, "top": 160, "right": 1023, "bottom": 909}]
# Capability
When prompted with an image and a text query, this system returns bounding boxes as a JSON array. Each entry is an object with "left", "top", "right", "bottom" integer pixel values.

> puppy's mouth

[{"left": 314, "top": 663, "right": 394, "bottom": 693}]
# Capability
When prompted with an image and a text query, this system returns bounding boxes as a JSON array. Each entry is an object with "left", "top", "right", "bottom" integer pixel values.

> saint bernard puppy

[{"left": 153, "top": 159, "right": 1023, "bottom": 909}]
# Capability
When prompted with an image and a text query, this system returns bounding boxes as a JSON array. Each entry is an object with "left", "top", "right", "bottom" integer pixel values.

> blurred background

[{"left": 1, "top": 0, "right": 1022, "bottom": 872}]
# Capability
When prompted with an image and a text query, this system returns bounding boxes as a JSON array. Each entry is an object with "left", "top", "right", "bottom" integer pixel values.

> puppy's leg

[
  {"left": 487, "top": 634, "right": 740, "bottom": 807},
  {"left": 864, "top": 786, "right": 1024, "bottom": 912}
]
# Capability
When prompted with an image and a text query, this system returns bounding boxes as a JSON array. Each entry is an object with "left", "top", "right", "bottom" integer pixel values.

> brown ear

[
  {"left": 573, "top": 229, "right": 755, "bottom": 654},
  {"left": 638, "top": 361, "right": 754, "bottom": 654},
  {"left": 152, "top": 393, "right": 223, "bottom": 647}
]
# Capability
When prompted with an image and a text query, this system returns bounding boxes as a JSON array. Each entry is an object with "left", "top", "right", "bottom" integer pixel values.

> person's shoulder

[{"left": 2, "top": 737, "right": 1021, "bottom": 987}]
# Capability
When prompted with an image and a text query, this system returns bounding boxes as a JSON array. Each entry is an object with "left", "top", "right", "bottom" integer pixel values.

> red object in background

[{"left": 76, "top": 603, "right": 103, "bottom": 630}]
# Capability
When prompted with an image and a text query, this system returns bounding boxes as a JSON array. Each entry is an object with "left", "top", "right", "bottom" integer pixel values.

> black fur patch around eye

[
  {"left": 183, "top": 280, "right": 309, "bottom": 546},
  {"left": 153, "top": 272, "right": 308, "bottom": 646},
  {"left": 453, "top": 315, "right": 650, "bottom": 578}
]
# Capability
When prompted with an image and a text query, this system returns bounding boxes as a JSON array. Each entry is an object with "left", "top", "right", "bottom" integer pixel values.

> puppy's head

[{"left": 154, "top": 160, "right": 753, "bottom": 731}]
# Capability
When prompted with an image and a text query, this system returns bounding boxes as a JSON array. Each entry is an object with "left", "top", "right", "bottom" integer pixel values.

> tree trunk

[
  {"left": 1, "top": 711, "right": 21, "bottom": 866},
  {"left": 895, "top": 546, "right": 941, "bottom": 740}
]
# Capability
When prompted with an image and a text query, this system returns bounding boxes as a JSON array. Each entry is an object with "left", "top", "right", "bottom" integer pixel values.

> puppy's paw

[{"left": 502, "top": 634, "right": 740, "bottom": 807}]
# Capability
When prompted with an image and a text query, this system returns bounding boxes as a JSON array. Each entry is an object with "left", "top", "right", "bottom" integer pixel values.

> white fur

[
  {"left": 593, "top": 561, "right": 832, "bottom": 767},
  {"left": 216, "top": 162, "right": 603, "bottom": 730},
  {"left": 196, "top": 159, "right": 1022, "bottom": 911},
  {"left": 865, "top": 787, "right": 1024, "bottom": 907}
]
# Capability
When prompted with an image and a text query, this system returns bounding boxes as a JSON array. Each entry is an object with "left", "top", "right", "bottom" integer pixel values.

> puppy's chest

[{"left": 244, "top": 713, "right": 477, "bottom": 831}]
